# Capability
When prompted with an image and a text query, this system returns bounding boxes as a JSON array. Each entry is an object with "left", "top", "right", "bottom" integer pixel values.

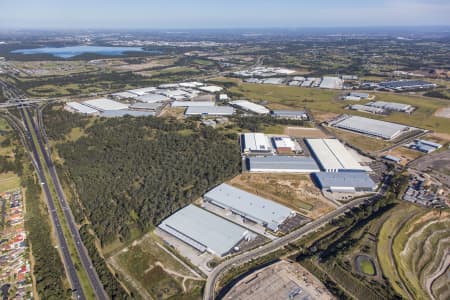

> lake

[{"left": 11, "top": 45, "right": 153, "bottom": 58}]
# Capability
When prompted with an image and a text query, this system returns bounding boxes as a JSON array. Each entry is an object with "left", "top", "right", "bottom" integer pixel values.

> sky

[{"left": 0, "top": 0, "right": 449, "bottom": 29}]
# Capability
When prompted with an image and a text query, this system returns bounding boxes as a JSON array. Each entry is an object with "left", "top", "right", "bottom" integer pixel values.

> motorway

[
  {"left": 203, "top": 175, "right": 391, "bottom": 300},
  {"left": 19, "top": 107, "right": 86, "bottom": 300},
  {"left": 23, "top": 107, "right": 108, "bottom": 300}
]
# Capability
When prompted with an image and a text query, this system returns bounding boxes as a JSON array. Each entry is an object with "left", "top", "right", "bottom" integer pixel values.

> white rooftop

[
  {"left": 172, "top": 101, "right": 215, "bottom": 107},
  {"left": 306, "top": 139, "right": 365, "bottom": 172},
  {"left": 83, "top": 98, "right": 128, "bottom": 111},
  {"left": 198, "top": 85, "right": 223, "bottom": 93},
  {"left": 230, "top": 100, "right": 270, "bottom": 114},
  {"left": 204, "top": 183, "right": 294, "bottom": 232},
  {"left": 333, "top": 116, "right": 410, "bottom": 140},
  {"left": 158, "top": 204, "right": 248, "bottom": 257},
  {"left": 242, "top": 133, "right": 273, "bottom": 153},
  {"left": 66, "top": 102, "right": 99, "bottom": 114}
]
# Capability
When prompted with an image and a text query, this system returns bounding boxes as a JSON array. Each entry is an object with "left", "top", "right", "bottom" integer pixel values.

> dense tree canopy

[{"left": 48, "top": 115, "right": 241, "bottom": 244}]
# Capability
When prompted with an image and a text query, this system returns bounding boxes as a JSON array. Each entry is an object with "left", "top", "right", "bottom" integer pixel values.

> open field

[
  {"left": 216, "top": 78, "right": 450, "bottom": 134},
  {"left": 228, "top": 173, "right": 335, "bottom": 219},
  {"left": 284, "top": 126, "right": 329, "bottom": 138},
  {"left": 0, "top": 172, "right": 20, "bottom": 192},
  {"left": 383, "top": 147, "right": 424, "bottom": 165},
  {"left": 11, "top": 60, "right": 100, "bottom": 77},
  {"left": 108, "top": 232, "right": 204, "bottom": 300},
  {"left": 434, "top": 106, "right": 450, "bottom": 119},
  {"left": 111, "top": 57, "right": 178, "bottom": 72}
]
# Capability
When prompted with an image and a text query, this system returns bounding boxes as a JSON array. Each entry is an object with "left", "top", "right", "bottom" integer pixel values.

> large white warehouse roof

[
  {"left": 332, "top": 115, "right": 409, "bottom": 140},
  {"left": 229, "top": 100, "right": 270, "bottom": 114},
  {"left": 241, "top": 133, "right": 274, "bottom": 154},
  {"left": 65, "top": 102, "right": 99, "bottom": 115},
  {"left": 136, "top": 93, "right": 170, "bottom": 103},
  {"left": 185, "top": 106, "right": 235, "bottom": 116},
  {"left": 306, "top": 139, "right": 365, "bottom": 172},
  {"left": 172, "top": 101, "right": 215, "bottom": 107},
  {"left": 204, "top": 183, "right": 294, "bottom": 232},
  {"left": 247, "top": 156, "right": 320, "bottom": 173},
  {"left": 83, "top": 98, "right": 129, "bottom": 111},
  {"left": 158, "top": 204, "right": 248, "bottom": 257}
]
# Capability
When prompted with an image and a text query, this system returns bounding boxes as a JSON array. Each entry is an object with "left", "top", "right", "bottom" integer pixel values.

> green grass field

[
  {"left": 0, "top": 172, "right": 20, "bottom": 192},
  {"left": 217, "top": 78, "right": 450, "bottom": 134},
  {"left": 358, "top": 257, "right": 376, "bottom": 276},
  {"left": 113, "top": 232, "right": 204, "bottom": 300}
]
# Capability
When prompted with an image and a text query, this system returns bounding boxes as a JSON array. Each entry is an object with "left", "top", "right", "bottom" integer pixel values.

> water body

[{"left": 11, "top": 45, "right": 154, "bottom": 58}]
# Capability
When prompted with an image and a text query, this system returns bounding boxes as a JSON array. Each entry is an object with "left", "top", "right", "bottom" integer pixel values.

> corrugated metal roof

[
  {"left": 333, "top": 116, "right": 409, "bottom": 140},
  {"left": 185, "top": 106, "right": 235, "bottom": 116},
  {"left": 100, "top": 110, "right": 155, "bottom": 118},
  {"left": 129, "top": 102, "right": 164, "bottom": 110},
  {"left": 135, "top": 93, "right": 170, "bottom": 103},
  {"left": 313, "top": 172, "right": 376, "bottom": 190},
  {"left": 83, "top": 98, "right": 128, "bottom": 111},
  {"left": 204, "top": 183, "right": 293, "bottom": 231},
  {"left": 158, "top": 204, "right": 248, "bottom": 256},
  {"left": 248, "top": 156, "right": 320, "bottom": 173},
  {"left": 229, "top": 100, "right": 270, "bottom": 114},
  {"left": 271, "top": 110, "right": 308, "bottom": 118},
  {"left": 306, "top": 139, "right": 365, "bottom": 172},
  {"left": 66, "top": 102, "right": 99, "bottom": 114},
  {"left": 242, "top": 133, "right": 273, "bottom": 153},
  {"left": 172, "top": 101, "right": 215, "bottom": 107}
]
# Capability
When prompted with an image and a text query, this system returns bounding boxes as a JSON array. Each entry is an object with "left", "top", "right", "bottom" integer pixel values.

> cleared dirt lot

[
  {"left": 284, "top": 126, "right": 329, "bottom": 138},
  {"left": 224, "top": 260, "right": 335, "bottom": 300},
  {"left": 383, "top": 147, "right": 423, "bottom": 165},
  {"left": 434, "top": 106, "right": 450, "bottom": 119},
  {"left": 228, "top": 174, "right": 336, "bottom": 219}
]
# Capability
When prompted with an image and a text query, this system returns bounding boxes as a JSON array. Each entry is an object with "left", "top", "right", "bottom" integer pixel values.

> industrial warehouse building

[
  {"left": 319, "top": 77, "right": 343, "bottom": 89},
  {"left": 247, "top": 156, "right": 320, "bottom": 173},
  {"left": 312, "top": 172, "right": 377, "bottom": 193},
  {"left": 350, "top": 104, "right": 385, "bottom": 115},
  {"left": 241, "top": 133, "right": 274, "bottom": 154},
  {"left": 229, "top": 100, "right": 270, "bottom": 114},
  {"left": 204, "top": 183, "right": 294, "bottom": 232},
  {"left": 83, "top": 98, "right": 128, "bottom": 112},
  {"left": 100, "top": 110, "right": 156, "bottom": 118},
  {"left": 272, "top": 137, "right": 301, "bottom": 154},
  {"left": 172, "top": 101, "right": 216, "bottom": 107},
  {"left": 271, "top": 110, "right": 309, "bottom": 120},
  {"left": 306, "top": 139, "right": 365, "bottom": 172},
  {"left": 65, "top": 102, "right": 99, "bottom": 115},
  {"left": 331, "top": 115, "right": 410, "bottom": 140},
  {"left": 135, "top": 93, "right": 170, "bottom": 103},
  {"left": 366, "top": 101, "right": 414, "bottom": 113},
  {"left": 378, "top": 80, "right": 436, "bottom": 91},
  {"left": 185, "top": 106, "right": 235, "bottom": 116},
  {"left": 158, "top": 204, "right": 250, "bottom": 257}
]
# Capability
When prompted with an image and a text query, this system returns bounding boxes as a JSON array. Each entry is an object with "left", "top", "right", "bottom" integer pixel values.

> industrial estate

[{"left": 0, "top": 19, "right": 449, "bottom": 300}]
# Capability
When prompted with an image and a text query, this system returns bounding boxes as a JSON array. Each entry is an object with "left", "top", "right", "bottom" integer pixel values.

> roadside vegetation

[{"left": 0, "top": 115, "right": 69, "bottom": 299}]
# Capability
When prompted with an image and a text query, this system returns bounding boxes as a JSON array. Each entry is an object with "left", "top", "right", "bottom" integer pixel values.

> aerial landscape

[{"left": 0, "top": 1, "right": 449, "bottom": 300}]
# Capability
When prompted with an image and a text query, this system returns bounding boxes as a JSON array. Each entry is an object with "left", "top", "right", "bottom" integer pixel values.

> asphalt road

[
  {"left": 203, "top": 176, "right": 391, "bottom": 300},
  {"left": 24, "top": 107, "right": 108, "bottom": 300},
  {"left": 19, "top": 107, "right": 86, "bottom": 300}
]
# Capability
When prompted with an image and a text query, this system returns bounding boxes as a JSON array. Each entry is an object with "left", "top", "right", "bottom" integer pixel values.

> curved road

[{"left": 204, "top": 176, "right": 391, "bottom": 300}]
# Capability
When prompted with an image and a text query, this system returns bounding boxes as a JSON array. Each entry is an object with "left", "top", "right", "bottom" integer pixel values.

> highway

[
  {"left": 203, "top": 175, "right": 391, "bottom": 300},
  {"left": 19, "top": 107, "right": 86, "bottom": 300},
  {"left": 23, "top": 107, "right": 108, "bottom": 300}
]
